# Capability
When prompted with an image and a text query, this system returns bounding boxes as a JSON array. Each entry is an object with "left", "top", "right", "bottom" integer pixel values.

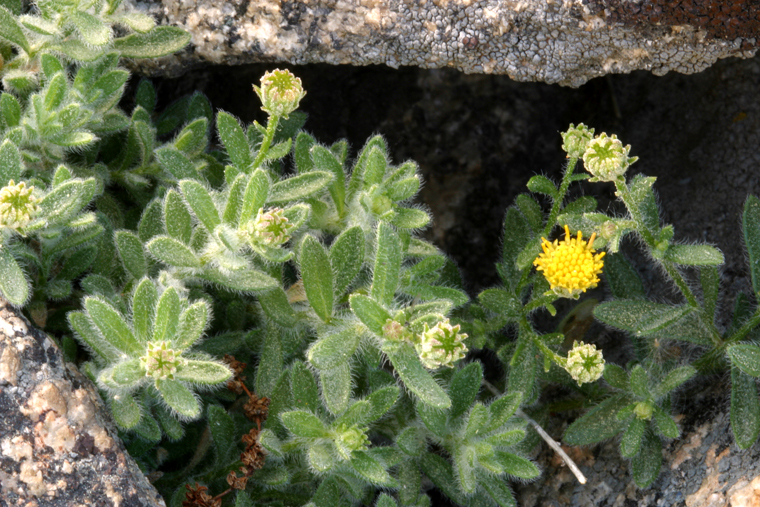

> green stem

[
  {"left": 251, "top": 115, "right": 280, "bottom": 170},
  {"left": 520, "top": 318, "right": 565, "bottom": 368},
  {"left": 543, "top": 157, "right": 577, "bottom": 238}
]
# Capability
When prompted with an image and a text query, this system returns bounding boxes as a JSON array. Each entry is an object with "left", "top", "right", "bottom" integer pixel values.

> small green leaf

[
  {"left": 115, "top": 230, "right": 147, "bottom": 279},
  {"left": 110, "top": 393, "right": 141, "bottom": 429},
  {"left": 501, "top": 207, "right": 533, "bottom": 289},
  {"left": 0, "top": 93, "right": 21, "bottom": 128},
  {"left": 258, "top": 288, "right": 297, "bottom": 328},
  {"left": 478, "top": 288, "right": 521, "bottom": 321},
  {"left": 744, "top": 196, "right": 760, "bottom": 295},
  {"left": 198, "top": 267, "right": 278, "bottom": 292},
  {"left": 629, "top": 365, "right": 649, "bottom": 399},
  {"left": 603, "top": 253, "right": 646, "bottom": 300},
  {"left": 386, "top": 342, "right": 450, "bottom": 409},
  {"left": 728, "top": 344, "right": 760, "bottom": 377},
  {"left": 68, "top": 310, "right": 119, "bottom": 362},
  {"left": 217, "top": 111, "right": 252, "bottom": 171},
  {"left": 652, "top": 405, "right": 679, "bottom": 439},
  {"left": 563, "top": 394, "right": 631, "bottom": 445},
  {"left": 0, "top": 5, "right": 30, "bottom": 53},
  {"left": 526, "top": 175, "right": 558, "bottom": 198},
  {"left": 281, "top": 410, "right": 329, "bottom": 438},
  {"left": 175, "top": 360, "right": 231, "bottom": 384},
  {"left": 99, "top": 359, "right": 144, "bottom": 389},
  {"left": 153, "top": 287, "right": 180, "bottom": 343},
  {"left": 700, "top": 266, "right": 719, "bottom": 325},
  {"left": 330, "top": 226, "right": 365, "bottom": 295},
  {"left": 664, "top": 244, "right": 724, "bottom": 267},
  {"left": 173, "top": 118, "right": 208, "bottom": 156},
  {"left": 147, "top": 236, "right": 201, "bottom": 268},
  {"left": 484, "top": 392, "right": 523, "bottom": 433},
  {"left": 308, "top": 327, "right": 362, "bottom": 370},
  {"left": 515, "top": 194, "right": 543, "bottom": 233},
  {"left": 156, "top": 147, "right": 200, "bottom": 181},
  {"left": 464, "top": 403, "right": 489, "bottom": 438},
  {"left": 731, "top": 366, "right": 760, "bottom": 449},
  {"left": 449, "top": 361, "right": 482, "bottom": 421},
  {"left": 164, "top": 190, "right": 192, "bottom": 244},
  {"left": 389, "top": 208, "right": 430, "bottom": 229},
  {"left": 85, "top": 297, "right": 140, "bottom": 356},
  {"left": 350, "top": 450, "right": 392, "bottom": 485},
  {"left": 311, "top": 145, "right": 346, "bottom": 216},
  {"left": 484, "top": 429, "right": 525, "bottom": 447},
  {"left": 481, "top": 475, "right": 517, "bottom": 507},
  {"left": 131, "top": 278, "right": 157, "bottom": 342},
  {"left": 174, "top": 301, "right": 208, "bottom": 350},
  {"left": 43, "top": 72, "right": 67, "bottom": 110},
  {"left": 365, "top": 386, "right": 399, "bottom": 422},
  {"left": 654, "top": 365, "right": 696, "bottom": 397},
  {"left": 320, "top": 361, "right": 352, "bottom": 414},
  {"left": 349, "top": 295, "right": 391, "bottom": 336},
  {"left": 603, "top": 364, "right": 629, "bottom": 391},
  {"left": 156, "top": 378, "right": 200, "bottom": 419},
  {"left": 419, "top": 454, "right": 468, "bottom": 506},
  {"left": 300, "top": 235, "right": 334, "bottom": 322},
  {"left": 496, "top": 451, "right": 539, "bottom": 479},
  {"left": 255, "top": 330, "right": 282, "bottom": 397},
  {"left": 114, "top": 26, "right": 191, "bottom": 58},
  {"left": 291, "top": 361, "right": 321, "bottom": 412},
  {"left": 0, "top": 246, "right": 27, "bottom": 306},
  {"left": 631, "top": 431, "right": 662, "bottom": 487},
  {"left": 594, "top": 300, "right": 693, "bottom": 338},
  {"left": 268, "top": 171, "right": 333, "bottom": 204},
  {"left": 39, "top": 178, "right": 97, "bottom": 226},
  {"left": 207, "top": 405, "right": 235, "bottom": 464},
  {"left": 71, "top": 11, "right": 111, "bottom": 46},
  {"left": 179, "top": 180, "right": 220, "bottom": 233},
  {"left": 223, "top": 173, "right": 246, "bottom": 225},
  {"left": 294, "top": 132, "right": 316, "bottom": 173},
  {"left": 371, "top": 222, "right": 402, "bottom": 307},
  {"left": 239, "top": 169, "right": 270, "bottom": 225},
  {"left": 620, "top": 417, "right": 645, "bottom": 457}
]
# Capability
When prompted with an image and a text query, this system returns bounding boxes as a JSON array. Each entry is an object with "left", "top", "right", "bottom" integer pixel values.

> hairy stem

[
  {"left": 252, "top": 115, "right": 280, "bottom": 170},
  {"left": 544, "top": 157, "right": 578, "bottom": 238}
]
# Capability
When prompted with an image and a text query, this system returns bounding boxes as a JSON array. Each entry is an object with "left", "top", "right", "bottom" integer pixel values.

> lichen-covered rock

[
  {"left": 0, "top": 299, "right": 165, "bottom": 506},
  {"left": 123, "top": 0, "right": 758, "bottom": 86}
]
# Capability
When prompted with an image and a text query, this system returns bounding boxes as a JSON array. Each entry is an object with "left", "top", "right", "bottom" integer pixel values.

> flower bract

[{"left": 534, "top": 225, "right": 605, "bottom": 298}]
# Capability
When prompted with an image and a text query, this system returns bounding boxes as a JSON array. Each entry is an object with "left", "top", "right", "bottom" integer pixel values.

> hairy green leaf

[
  {"left": 386, "top": 342, "right": 450, "bottom": 409},
  {"left": 114, "top": 26, "right": 191, "bottom": 58}
]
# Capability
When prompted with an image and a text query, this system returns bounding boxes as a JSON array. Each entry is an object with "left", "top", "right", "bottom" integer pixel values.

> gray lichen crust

[
  {"left": 0, "top": 299, "right": 165, "bottom": 506},
  {"left": 123, "top": 0, "right": 758, "bottom": 87}
]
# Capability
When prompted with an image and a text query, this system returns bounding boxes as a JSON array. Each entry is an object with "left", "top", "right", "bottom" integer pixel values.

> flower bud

[
  {"left": 634, "top": 401, "right": 654, "bottom": 421},
  {"left": 382, "top": 319, "right": 412, "bottom": 342},
  {"left": 140, "top": 341, "right": 183, "bottom": 380},
  {"left": 415, "top": 318, "right": 468, "bottom": 369},
  {"left": 334, "top": 423, "right": 369, "bottom": 460},
  {"left": 561, "top": 123, "right": 595, "bottom": 159},
  {"left": 565, "top": 340, "right": 605, "bottom": 385},
  {"left": 244, "top": 207, "right": 295, "bottom": 247},
  {"left": 582, "top": 133, "right": 638, "bottom": 182},
  {"left": 253, "top": 69, "right": 306, "bottom": 118},
  {"left": 0, "top": 180, "right": 40, "bottom": 230}
]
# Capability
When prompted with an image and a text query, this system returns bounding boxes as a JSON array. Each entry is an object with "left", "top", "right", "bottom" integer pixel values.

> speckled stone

[
  {"left": 122, "top": 0, "right": 758, "bottom": 87},
  {"left": 0, "top": 299, "right": 165, "bottom": 506}
]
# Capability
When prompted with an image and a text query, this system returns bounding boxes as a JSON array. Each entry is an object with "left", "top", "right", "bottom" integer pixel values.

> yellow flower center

[{"left": 533, "top": 225, "right": 605, "bottom": 298}]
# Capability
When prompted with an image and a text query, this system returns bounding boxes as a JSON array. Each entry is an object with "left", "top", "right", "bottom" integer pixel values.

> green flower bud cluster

[
  {"left": 253, "top": 69, "right": 306, "bottom": 118},
  {"left": 139, "top": 341, "right": 184, "bottom": 381},
  {"left": 564, "top": 340, "right": 605, "bottom": 385},
  {"left": 416, "top": 318, "right": 468, "bottom": 369},
  {"left": 582, "top": 133, "right": 638, "bottom": 182},
  {"left": 247, "top": 207, "right": 295, "bottom": 247},
  {"left": 561, "top": 123, "right": 595, "bottom": 159},
  {"left": 0, "top": 180, "right": 39, "bottom": 230}
]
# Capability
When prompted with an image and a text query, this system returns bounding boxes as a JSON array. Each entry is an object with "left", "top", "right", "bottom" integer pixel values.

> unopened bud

[
  {"left": 253, "top": 69, "right": 306, "bottom": 118},
  {"left": 565, "top": 340, "right": 605, "bottom": 385},
  {"left": 582, "top": 133, "right": 638, "bottom": 182}
]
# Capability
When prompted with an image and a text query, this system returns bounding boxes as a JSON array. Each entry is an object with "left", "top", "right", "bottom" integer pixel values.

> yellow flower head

[{"left": 533, "top": 225, "right": 605, "bottom": 298}]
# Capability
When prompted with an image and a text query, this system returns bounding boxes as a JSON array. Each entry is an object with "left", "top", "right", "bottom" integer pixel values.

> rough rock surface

[
  {"left": 0, "top": 299, "right": 165, "bottom": 506},
  {"left": 123, "top": 0, "right": 759, "bottom": 86}
]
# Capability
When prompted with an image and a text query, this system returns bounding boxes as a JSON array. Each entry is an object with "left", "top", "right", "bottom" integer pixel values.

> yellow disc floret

[{"left": 533, "top": 225, "right": 605, "bottom": 299}]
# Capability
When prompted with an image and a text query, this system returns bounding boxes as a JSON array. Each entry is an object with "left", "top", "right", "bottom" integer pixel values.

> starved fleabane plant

[
  {"left": 7, "top": 0, "right": 760, "bottom": 499},
  {"left": 69, "top": 278, "right": 232, "bottom": 424}
]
